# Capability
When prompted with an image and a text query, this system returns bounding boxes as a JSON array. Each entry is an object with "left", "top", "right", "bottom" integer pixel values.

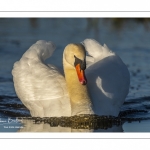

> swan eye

[{"left": 74, "top": 55, "right": 86, "bottom": 70}]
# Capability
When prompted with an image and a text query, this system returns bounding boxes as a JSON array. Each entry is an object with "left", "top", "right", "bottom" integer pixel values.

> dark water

[{"left": 0, "top": 18, "right": 150, "bottom": 132}]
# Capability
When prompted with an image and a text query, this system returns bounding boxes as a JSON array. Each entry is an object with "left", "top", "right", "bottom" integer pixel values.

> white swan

[{"left": 12, "top": 39, "right": 130, "bottom": 117}]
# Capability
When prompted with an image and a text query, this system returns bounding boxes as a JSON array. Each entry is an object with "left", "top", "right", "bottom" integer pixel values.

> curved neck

[{"left": 63, "top": 56, "right": 93, "bottom": 115}]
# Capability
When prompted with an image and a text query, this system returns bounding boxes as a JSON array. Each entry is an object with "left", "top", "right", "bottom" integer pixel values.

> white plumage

[
  {"left": 83, "top": 39, "right": 130, "bottom": 116},
  {"left": 12, "top": 40, "right": 71, "bottom": 117},
  {"left": 12, "top": 39, "right": 130, "bottom": 117}
]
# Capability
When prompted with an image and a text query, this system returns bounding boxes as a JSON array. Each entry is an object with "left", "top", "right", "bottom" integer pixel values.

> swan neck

[{"left": 63, "top": 57, "right": 93, "bottom": 115}]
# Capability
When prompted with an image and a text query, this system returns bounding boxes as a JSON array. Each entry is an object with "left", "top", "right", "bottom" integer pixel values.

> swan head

[{"left": 63, "top": 43, "right": 87, "bottom": 85}]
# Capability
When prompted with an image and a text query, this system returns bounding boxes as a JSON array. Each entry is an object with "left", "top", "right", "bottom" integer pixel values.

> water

[{"left": 0, "top": 18, "right": 150, "bottom": 132}]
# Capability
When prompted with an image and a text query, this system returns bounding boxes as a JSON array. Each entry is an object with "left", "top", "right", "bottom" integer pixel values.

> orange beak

[{"left": 75, "top": 64, "right": 87, "bottom": 85}]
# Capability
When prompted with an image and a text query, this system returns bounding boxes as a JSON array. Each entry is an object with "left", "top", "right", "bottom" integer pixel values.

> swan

[{"left": 12, "top": 39, "right": 130, "bottom": 117}]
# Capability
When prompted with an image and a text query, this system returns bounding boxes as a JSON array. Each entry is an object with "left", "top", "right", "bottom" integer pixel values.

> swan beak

[{"left": 75, "top": 64, "right": 87, "bottom": 85}]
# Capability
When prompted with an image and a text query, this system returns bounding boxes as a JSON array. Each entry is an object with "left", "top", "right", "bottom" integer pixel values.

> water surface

[{"left": 0, "top": 18, "right": 150, "bottom": 132}]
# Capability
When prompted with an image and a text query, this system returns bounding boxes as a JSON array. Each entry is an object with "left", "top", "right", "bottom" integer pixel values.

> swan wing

[
  {"left": 83, "top": 39, "right": 130, "bottom": 116},
  {"left": 12, "top": 40, "right": 71, "bottom": 117}
]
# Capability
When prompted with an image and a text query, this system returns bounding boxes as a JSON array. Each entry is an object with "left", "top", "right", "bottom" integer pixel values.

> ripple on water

[{"left": 0, "top": 95, "right": 150, "bottom": 132}]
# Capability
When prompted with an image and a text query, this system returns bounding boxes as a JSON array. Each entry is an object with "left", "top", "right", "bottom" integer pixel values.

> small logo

[
  {"left": 0, "top": 118, "right": 7, "bottom": 124},
  {"left": 0, "top": 117, "right": 23, "bottom": 125}
]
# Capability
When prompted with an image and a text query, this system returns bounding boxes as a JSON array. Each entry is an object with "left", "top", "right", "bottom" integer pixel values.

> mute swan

[{"left": 12, "top": 39, "right": 130, "bottom": 117}]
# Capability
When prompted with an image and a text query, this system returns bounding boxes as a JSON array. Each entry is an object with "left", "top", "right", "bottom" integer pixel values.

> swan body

[
  {"left": 12, "top": 41, "right": 71, "bottom": 117},
  {"left": 83, "top": 39, "right": 130, "bottom": 116},
  {"left": 12, "top": 39, "right": 130, "bottom": 117}
]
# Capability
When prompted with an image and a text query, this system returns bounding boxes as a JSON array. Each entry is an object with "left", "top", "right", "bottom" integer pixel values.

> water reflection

[
  {"left": 16, "top": 115, "right": 123, "bottom": 132},
  {"left": 0, "top": 115, "right": 123, "bottom": 132},
  {"left": 29, "top": 18, "right": 38, "bottom": 28},
  {"left": 86, "top": 18, "right": 100, "bottom": 40},
  {"left": 108, "top": 18, "right": 150, "bottom": 30},
  {"left": 0, "top": 95, "right": 150, "bottom": 132},
  {"left": 18, "top": 119, "right": 123, "bottom": 132},
  {"left": 1, "top": 115, "right": 150, "bottom": 132}
]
